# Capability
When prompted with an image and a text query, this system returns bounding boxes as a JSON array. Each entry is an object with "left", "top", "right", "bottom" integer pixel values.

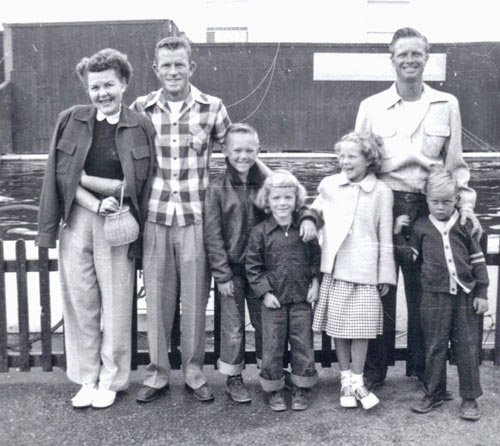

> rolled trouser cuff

[
  {"left": 291, "top": 371, "right": 318, "bottom": 388},
  {"left": 218, "top": 359, "right": 244, "bottom": 376},
  {"left": 259, "top": 374, "right": 285, "bottom": 392}
]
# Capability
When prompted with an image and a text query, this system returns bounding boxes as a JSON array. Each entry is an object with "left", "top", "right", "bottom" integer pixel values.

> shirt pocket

[
  {"left": 372, "top": 123, "right": 397, "bottom": 159},
  {"left": 55, "top": 139, "right": 77, "bottom": 174},
  {"left": 189, "top": 123, "right": 210, "bottom": 155},
  {"left": 423, "top": 124, "right": 450, "bottom": 158},
  {"left": 132, "top": 145, "right": 151, "bottom": 181}
]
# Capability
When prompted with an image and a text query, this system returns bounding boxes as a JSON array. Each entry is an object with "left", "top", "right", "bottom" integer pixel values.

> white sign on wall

[{"left": 313, "top": 53, "right": 447, "bottom": 81}]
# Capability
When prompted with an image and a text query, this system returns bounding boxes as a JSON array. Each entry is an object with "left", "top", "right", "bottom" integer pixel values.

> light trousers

[
  {"left": 59, "top": 204, "right": 135, "bottom": 391},
  {"left": 142, "top": 221, "right": 210, "bottom": 390}
]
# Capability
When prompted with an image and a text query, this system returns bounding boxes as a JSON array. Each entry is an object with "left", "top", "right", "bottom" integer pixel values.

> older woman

[{"left": 37, "top": 49, "right": 156, "bottom": 409}]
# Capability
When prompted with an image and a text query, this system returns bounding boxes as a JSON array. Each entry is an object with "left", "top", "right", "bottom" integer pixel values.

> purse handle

[{"left": 118, "top": 182, "right": 125, "bottom": 210}]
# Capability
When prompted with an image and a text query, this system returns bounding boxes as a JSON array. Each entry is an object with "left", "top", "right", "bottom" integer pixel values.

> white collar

[
  {"left": 429, "top": 210, "right": 459, "bottom": 232},
  {"left": 96, "top": 106, "right": 121, "bottom": 124},
  {"left": 338, "top": 171, "right": 377, "bottom": 192}
]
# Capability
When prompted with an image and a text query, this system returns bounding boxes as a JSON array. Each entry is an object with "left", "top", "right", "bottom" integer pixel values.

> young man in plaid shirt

[{"left": 132, "top": 36, "right": 231, "bottom": 403}]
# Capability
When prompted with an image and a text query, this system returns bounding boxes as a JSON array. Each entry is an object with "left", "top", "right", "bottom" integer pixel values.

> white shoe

[
  {"left": 340, "top": 385, "right": 357, "bottom": 408},
  {"left": 91, "top": 386, "right": 116, "bottom": 409},
  {"left": 71, "top": 384, "right": 97, "bottom": 408},
  {"left": 353, "top": 385, "right": 379, "bottom": 410}
]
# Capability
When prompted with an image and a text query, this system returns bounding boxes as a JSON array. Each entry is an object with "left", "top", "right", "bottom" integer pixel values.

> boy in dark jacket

[
  {"left": 395, "top": 167, "right": 489, "bottom": 421},
  {"left": 204, "top": 123, "right": 267, "bottom": 403}
]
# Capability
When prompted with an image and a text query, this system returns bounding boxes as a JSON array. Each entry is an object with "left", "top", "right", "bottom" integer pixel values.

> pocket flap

[
  {"left": 132, "top": 145, "right": 151, "bottom": 159},
  {"left": 372, "top": 125, "right": 396, "bottom": 138},
  {"left": 56, "top": 139, "right": 76, "bottom": 155},
  {"left": 424, "top": 124, "right": 450, "bottom": 137}
]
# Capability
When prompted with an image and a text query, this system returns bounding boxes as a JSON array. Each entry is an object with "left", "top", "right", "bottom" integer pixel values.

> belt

[{"left": 393, "top": 190, "right": 426, "bottom": 203}]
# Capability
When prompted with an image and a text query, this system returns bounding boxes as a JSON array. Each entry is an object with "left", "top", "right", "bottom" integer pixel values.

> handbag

[{"left": 103, "top": 184, "right": 140, "bottom": 247}]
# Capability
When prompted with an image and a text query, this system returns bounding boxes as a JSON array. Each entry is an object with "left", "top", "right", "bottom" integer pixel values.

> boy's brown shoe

[
  {"left": 460, "top": 398, "right": 480, "bottom": 421},
  {"left": 291, "top": 386, "right": 308, "bottom": 411},
  {"left": 269, "top": 390, "right": 287, "bottom": 412},
  {"left": 226, "top": 375, "right": 252, "bottom": 403},
  {"left": 411, "top": 395, "right": 443, "bottom": 414}
]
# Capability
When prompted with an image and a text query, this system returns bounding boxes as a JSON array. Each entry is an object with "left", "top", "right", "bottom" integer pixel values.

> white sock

[
  {"left": 350, "top": 372, "right": 364, "bottom": 390},
  {"left": 340, "top": 370, "right": 351, "bottom": 388}
]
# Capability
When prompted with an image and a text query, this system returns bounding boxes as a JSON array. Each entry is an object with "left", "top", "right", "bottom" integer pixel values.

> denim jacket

[{"left": 36, "top": 105, "right": 157, "bottom": 257}]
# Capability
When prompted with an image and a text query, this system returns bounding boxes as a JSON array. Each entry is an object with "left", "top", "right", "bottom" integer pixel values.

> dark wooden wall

[
  {"left": 3, "top": 25, "right": 500, "bottom": 153},
  {"left": 4, "top": 20, "right": 178, "bottom": 153},
  {"left": 191, "top": 42, "right": 500, "bottom": 152}
]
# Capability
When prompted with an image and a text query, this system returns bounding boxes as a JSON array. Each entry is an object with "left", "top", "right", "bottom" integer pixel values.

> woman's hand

[
  {"left": 97, "top": 196, "right": 120, "bottom": 215},
  {"left": 394, "top": 214, "right": 410, "bottom": 235}
]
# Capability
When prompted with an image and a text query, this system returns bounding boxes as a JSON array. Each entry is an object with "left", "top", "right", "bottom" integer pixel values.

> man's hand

[
  {"left": 300, "top": 219, "right": 317, "bottom": 242},
  {"left": 378, "top": 284, "right": 390, "bottom": 297},
  {"left": 263, "top": 292, "right": 281, "bottom": 309},
  {"left": 218, "top": 280, "right": 234, "bottom": 298},
  {"left": 460, "top": 209, "right": 483, "bottom": 240},
  {"left": 394, "top": 214, "right": 410, "bottom": 235},
  {"left": 473, "top": 297, "right": 488, "bottom": 315}
]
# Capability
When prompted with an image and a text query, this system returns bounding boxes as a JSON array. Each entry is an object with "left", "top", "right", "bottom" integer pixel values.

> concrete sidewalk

[{"left": 1, "top": 362, "right": 500, "bottom": 446}]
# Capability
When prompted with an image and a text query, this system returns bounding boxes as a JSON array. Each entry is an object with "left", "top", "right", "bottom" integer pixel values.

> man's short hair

[
  {"left": 155, "top": 36, "right": 192, "bottom": 61},
  {"left": 389, "top": 27, "right": 430, "bottom": 55},
  {"left": 224, "top": 123, "right": 260, "bottom": 145}
]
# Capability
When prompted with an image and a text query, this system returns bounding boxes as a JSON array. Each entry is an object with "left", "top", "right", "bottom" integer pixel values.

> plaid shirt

[{"left": 131, "top": 85, "right": 231, "bottom": 226}]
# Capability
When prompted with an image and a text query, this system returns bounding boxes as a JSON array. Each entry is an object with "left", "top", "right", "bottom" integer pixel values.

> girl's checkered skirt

[{"left": 312, "top": 274, "right": 383, "bottom": 339}]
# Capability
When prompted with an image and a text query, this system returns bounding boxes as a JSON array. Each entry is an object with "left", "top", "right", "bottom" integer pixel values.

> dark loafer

[
  {"left": 185, "top": 383, "right": 214, "bottom": 402},
  {"left": 136, "top": 385, "right": 167, "bottom": 403},
  {"left": 411, "top": 396, "right": 443, "bottom": 414}
]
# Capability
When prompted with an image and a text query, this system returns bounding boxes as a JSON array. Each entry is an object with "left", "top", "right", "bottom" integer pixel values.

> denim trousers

[
  {"left": 260, "top": 301, "right": 318, "bottom": 392},
  {"left": 218, "top": 275, "right": 262, "bottom": 375},
  {"left": 420, "top": 290, "right": 482, "bottom": 400},
  {"left": 365, "top": 191, "right": 428, "bottom": 382}
]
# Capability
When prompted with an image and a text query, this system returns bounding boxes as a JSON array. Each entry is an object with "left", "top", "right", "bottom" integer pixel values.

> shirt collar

[
  {"left": 264, "top": 213, "right": 299, "bottom": 234},
  {"left": 96, "top": 106, "right": 121, "bottom": 124},
  {"left": 429, "top": 209, "right": 460, "bottom": 232},
  {"left": 383, "top": 82, "right": 450, "bottom": 109},
  {"left": 338, "top": 171, "right": 377, "bottom": 192},
  {"left": 145, "top": 84, "right": 211, "bottom": 111}
]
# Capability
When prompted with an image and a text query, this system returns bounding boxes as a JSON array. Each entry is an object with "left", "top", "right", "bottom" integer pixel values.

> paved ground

[{"left": 1, "top": 362, "right": 499, "bottom": 446}]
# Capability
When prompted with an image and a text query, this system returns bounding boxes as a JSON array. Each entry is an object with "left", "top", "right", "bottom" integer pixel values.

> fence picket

[
  {"left": 15, "top": 240, "right": 30, "bottom": 371},
  {"left": 0, "top": 242, "right": 7, "bottom": 372},
  {"left": 38, "top": 246, "right": 52, "bottom": 371}
]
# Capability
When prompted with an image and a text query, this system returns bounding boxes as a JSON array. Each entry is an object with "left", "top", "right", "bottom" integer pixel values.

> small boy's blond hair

[
  {"left": 255, "top": 170, "right": 307, "bottom": 214},
  {"left": 424, "top": 166, "right": 459, "bottom": 197}
]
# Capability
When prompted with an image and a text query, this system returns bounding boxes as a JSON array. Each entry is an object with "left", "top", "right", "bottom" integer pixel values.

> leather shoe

[
  {"left": 460, "top": 398, "right": 480, "bottom": 421},
  {"left": 136, "top": 385, "right": 167, "bottom": 403},
  {"left": 411, "top": 395, "right": 443, "bottom": 414},
  {"left": 185, "top": 383, "right": 214, "bottom": 402}
]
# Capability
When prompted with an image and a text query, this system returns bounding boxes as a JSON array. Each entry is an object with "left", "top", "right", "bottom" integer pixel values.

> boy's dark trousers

[
  {"left": 365, "top": 191, "right": 428, "bottom": 383},
  {"left": 259, "top": 302, "right": 317, "bottom": 391},
  {"left": 420, "top": 290, "right": 482, "bottom": 401},
  {"left": 218, "top": 275, "right": 262, "bottom": 373}
]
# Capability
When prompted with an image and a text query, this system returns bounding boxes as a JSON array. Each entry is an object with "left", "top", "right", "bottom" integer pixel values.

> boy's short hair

[
  {"left": 76, "top": 48, "right": 132, "bottom": 85},
  {"left": 424, "top": 166, "right": 459, "bottom": 196},
  {"left": 155, "top": 36, "right": 192, "bottom": 61},
  {"left": 224, "top": 123, "right": 260, "bottom": 146},
  {"left": 255, "top": 170, "right": 307, "bottom": 214},
  {"left": 389, "top": 27, "right": 430, "bottom": 55},
  {"left": 334, "top": 131, "right": 385, "bottom": 174}
]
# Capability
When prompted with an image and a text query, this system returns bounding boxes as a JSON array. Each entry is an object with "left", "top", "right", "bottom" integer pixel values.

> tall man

[
  {"left": 355, "top": 27, "right": 481, "bottom": 388},
  {"left": 133, "top": 36, "right": 231, "bottom": 402}
]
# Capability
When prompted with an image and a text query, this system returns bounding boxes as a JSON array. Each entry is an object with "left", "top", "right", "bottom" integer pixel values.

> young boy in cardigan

[{"left": 395, "top": 167, "right": 489, "bottom": 421}]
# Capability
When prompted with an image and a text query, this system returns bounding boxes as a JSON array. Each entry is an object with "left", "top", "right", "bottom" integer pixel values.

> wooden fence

[{"left": 1, "top": 236, "right": 499, "bottom": 373}]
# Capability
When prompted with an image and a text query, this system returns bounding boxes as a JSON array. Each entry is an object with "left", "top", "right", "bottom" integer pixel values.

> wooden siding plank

[{"left": 0, "top": 242, "right": 8, "bottom": 371}]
